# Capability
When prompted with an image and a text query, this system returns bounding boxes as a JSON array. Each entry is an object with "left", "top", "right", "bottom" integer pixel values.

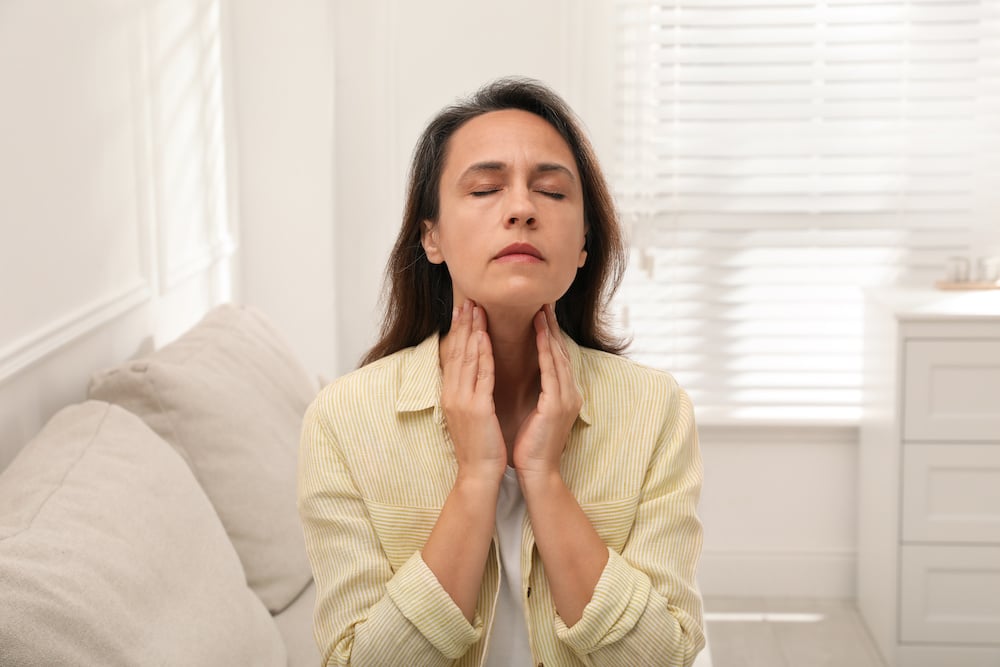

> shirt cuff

[
  {"left": 385, "top": 550, "right": 484, "bottom": 659},
  {"left": 553, "top": 547, "right": 652, "bottom": 653}
]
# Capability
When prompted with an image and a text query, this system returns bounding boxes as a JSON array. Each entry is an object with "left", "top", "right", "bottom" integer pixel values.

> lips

[{"left": 494, "top": 242, "right": 543, "bottom": 261}]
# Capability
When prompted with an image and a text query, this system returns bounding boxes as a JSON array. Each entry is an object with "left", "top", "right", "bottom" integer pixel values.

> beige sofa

[{"left": 0, "top": 305, "right": 322, "bottom": 666}]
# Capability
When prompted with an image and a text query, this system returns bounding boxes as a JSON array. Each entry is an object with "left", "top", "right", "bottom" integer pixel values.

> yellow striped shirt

[{"left": 298, "top": 332, "right": 705, "bottom": 666}]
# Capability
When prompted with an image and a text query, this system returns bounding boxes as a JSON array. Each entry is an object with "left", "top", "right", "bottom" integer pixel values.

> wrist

[
  {"left": 516, "top": 466, "right": 564, "bottom": 495},
  {"left": 454, "top": 468, "right": 503, "bottom": 495}
]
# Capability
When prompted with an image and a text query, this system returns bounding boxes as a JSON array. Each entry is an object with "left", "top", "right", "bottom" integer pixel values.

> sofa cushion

[
  {"left": 0, "top": 401, "right": 286, "bottom": 666},
  {"left": 273, "top": 580, "right": 322, "bottom": 667},
  {"left": 87, "top": 304, "right": 316, "bottom": 613}
]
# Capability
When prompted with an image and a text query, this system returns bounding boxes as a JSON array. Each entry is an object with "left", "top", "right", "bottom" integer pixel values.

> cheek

[
  {"left": 436, "top": 227, "right": 474, "bottom": 266},
  {"left": 435, "top": 209, "right": 472, "bottom": 249},
  {"left": 435, "top": 228, "right": 483, "bottom": 285}
]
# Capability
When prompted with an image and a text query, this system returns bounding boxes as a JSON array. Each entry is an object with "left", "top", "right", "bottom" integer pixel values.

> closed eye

[
  {"left": 537, "top": 190, "right": 566, "bottom": 200},
  {"left": 471, "top": 188, "right": 501, "bottom": 197}
]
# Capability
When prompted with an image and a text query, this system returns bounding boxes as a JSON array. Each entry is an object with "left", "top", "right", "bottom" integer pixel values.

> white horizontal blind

[{"left": 613, "top": 0, "right": 1000, "bottom": 424}]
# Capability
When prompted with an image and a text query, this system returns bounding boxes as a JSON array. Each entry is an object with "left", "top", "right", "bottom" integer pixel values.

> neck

[{"left": 482, "top": 306, "right": 541, "bottom": 412}]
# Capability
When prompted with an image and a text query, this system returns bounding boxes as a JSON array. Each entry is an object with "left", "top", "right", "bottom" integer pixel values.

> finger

[
  {"left": 449, "top": 300, "right": 472, "bottom": 350},
  {"left": 540, "top": 305, "right": 580, "bottom": 416},
  {"left": 544, "top": 304, "right": 576, "bottom": 394},
  {"left": 443, "top": 300, "right": 471, "bottom": 387},
  {"left": 535, "top": 310, "right": 561, "bottom": 404},
  {"left": 476, "top": 329, "right": 495, "bottom": 398},
  {"left": 474, "top": 301, "right": 488, "bottom": 333},
  {"left": 441, "top": 304, "right": 460, "bottom": 384},
  {"left": 544, "top": 303, "right": 570, "bottom": 361},
  {"left": 458, "top": 304, "right": 480, "bottom": 395}
]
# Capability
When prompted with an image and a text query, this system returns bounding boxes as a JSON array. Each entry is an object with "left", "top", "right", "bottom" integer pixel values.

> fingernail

[{"left": 472, "top": 306, "right": 479, "bottom": 321}]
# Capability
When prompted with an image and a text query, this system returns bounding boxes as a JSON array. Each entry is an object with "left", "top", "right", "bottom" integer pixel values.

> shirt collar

[
  {"left": 395, "top": 330, "right": 593, "bottom": 427},
  {"left": 396, "top": 333, "right": 443, "bottom": 414}
]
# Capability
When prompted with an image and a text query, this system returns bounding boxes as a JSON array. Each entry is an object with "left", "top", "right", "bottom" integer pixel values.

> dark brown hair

[{"left": 361, "top": 77, "right": 627, "bottom": 366}]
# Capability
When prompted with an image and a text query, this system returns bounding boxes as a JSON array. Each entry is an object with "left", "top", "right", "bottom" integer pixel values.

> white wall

[
  {"left": 0, "top": 0, "right": 338, "bottom": 468},
  {"left": 0, "top": 0, "right": 239, "bottom": 470},
  {"left": 228, "top": 0, "right": 337, "bottom": 379},
  {"left": 698, "top": 424, "right": 859, "bottom": 597}
]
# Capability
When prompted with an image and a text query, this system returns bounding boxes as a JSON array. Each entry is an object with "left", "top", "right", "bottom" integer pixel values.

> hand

[
  {"left": 439, "top": 300, "right": 507, "bottom": 485},
  {"left": 512, "top": 304, "right": 583, "bottom": 479}
]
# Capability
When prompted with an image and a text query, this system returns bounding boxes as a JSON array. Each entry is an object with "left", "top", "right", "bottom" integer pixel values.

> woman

[{"left": 298, "top": 78, "right": 704, "bottom": 667}]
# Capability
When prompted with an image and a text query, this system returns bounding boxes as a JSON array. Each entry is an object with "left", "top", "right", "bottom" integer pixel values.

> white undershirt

[{"left": 484, "top": 466, "right": 532, "bottom": 666}]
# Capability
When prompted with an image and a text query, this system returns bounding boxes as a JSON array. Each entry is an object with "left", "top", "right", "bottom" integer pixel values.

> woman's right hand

[
  {"left": 439, "top": 300, "right": 507, "bottom": 485},
  {"left": 424, "top": 301, "right": 506, "bottom": 621}
]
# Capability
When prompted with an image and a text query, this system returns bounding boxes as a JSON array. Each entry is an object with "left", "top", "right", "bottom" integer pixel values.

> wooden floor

[{"left": 698, "top": 597, "right": 886, "bottom": 667}]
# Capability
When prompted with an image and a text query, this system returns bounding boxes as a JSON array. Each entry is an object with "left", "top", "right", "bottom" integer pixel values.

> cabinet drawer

[
  {"left": 902, "top": 444, "right": 1000, "bottom": 543},
  {"left": 903, "top": 339, "right": 1000, "bottom": 442},
  {"left": 900, "top": 544, "right": 1000, "bottom": 645}
]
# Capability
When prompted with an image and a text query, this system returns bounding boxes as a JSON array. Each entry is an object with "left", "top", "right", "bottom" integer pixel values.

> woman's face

[{"left": 421, "top": 109, "right": 587, "bottom": 316}]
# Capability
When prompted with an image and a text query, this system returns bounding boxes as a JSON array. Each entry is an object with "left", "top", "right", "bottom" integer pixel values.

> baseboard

[{"left": 698, "top": 549, "right": 856, "bottom": 598}]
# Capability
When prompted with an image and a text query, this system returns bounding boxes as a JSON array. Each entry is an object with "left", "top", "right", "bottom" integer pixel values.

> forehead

[{"left": 443, "top": 109, "right": 578, "bottom": 177}]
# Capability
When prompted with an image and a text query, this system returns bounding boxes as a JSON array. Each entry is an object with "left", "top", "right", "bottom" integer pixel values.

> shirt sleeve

[
  {"left": 297, "top": 398, "right": 484, "bottom": 666},
  {"left": 553, "top": 382, "right": 706, "bottom": 667}
]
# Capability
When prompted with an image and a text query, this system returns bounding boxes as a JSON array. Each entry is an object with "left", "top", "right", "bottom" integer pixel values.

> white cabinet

[
  {"left": 899, "top": 545, "right": 1000, "bottom": 645},
  {"left": 901, "top": 444, "right": 1000, "bottom": 544},
  {"left": 858, "top": 289, "right": 1000, "bottom": 667},
  {"left": 903, "top": 339, "right": 1000, "bottom": 441}
]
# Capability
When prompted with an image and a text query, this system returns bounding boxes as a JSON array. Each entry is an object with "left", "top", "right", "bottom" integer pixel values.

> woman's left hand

[{"left": 512, "top": 303, "right": 583, "bottom": 478}]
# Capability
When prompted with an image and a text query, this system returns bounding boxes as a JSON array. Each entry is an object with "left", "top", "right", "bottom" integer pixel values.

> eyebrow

[{"left": 458, "top": 161, "right": 576, "bottom": 182}]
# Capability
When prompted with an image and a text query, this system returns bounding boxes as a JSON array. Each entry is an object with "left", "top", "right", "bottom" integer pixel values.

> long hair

[{"left": 361, "top": 77, "right": 627, "bottom": 366}]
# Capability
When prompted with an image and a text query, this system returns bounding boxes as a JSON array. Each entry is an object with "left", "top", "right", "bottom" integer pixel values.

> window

[{"left": 613, "top": 0, "right": 1000, "bottom": 424}]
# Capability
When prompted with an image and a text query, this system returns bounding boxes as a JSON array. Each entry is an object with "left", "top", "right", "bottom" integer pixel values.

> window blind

[{"left": 613, "top": 0, "right": 1000, "bottom": 424}]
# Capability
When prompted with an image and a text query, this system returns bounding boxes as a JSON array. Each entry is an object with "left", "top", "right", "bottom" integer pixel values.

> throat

[
  {"left": 496, "top": 402, "right": 534, "bottom": 468},
  {"left": 482, "top": 309, "right": 543, "bottom": 466}
]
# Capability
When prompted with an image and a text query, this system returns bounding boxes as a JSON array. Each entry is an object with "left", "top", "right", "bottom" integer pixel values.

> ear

[
  {"left": 578, "top": 229, "right": 588, "bottom": 268},
  {"left": 421, "top": 220, "right": 444, "bottom": 264}
]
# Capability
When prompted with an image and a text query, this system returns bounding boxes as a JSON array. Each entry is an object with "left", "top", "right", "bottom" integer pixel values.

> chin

[
  {"left": 462, "top": 278, "right": 573, "bottom": 315},
  {"left": 482, "top": 299, "right": 544, "bottom": 314},
  {"left": 478, "top": 292, "right": 562, "bottom": 316}
]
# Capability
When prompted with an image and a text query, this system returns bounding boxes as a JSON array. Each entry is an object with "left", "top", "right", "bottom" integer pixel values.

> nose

[
  {"left": 505, "top": 185, "right": 537, "bottom": 227},
  {"left": 506, "top": 214, "right": 536, "bottom": 226}
]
